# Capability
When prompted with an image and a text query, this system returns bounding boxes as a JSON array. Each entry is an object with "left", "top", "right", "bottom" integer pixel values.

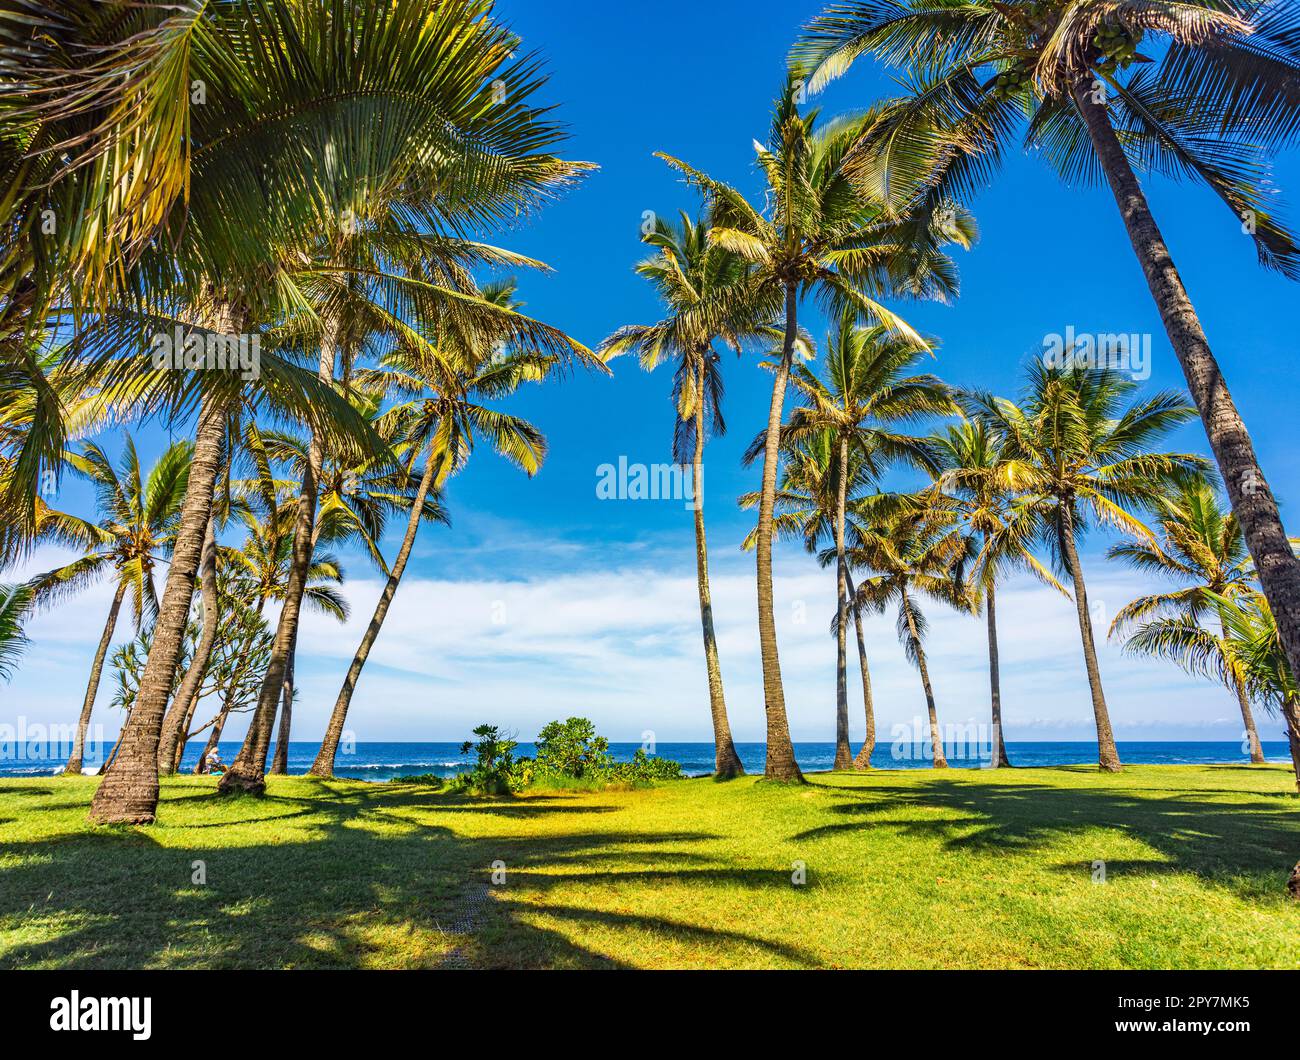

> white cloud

[{"left": 4, "top": 538, "right": 1275, "bottom": 749}]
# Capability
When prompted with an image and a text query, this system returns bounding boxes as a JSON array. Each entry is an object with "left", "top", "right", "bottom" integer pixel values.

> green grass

[{"left": 1, "top": 764, "right": 1297, "bottom": 968}]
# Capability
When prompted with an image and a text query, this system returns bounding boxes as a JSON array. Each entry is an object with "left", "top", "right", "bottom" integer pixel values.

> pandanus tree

[
  {"left": 4, "top": 0, "right": 588, "bottom": 823},
  {"left": 25, "top": 436, "right": 191, "bottom": 774},
  {"left": 924, "top": 416, "right": 1066, "bottom": 767},
  {"left": 599, "top": 211, "right": 769, "bottom": 778},
  {"left": 850, "top": 509, "right": 975, "bottom": 767},
  {"left": 1109, "top": 479, "right": 1278, "bottom": 763},
  {"left": 657, "top": 76, "right": 974, "bottom": 780},
  {"left": 740, "top": 430, "right": 889, "bottom": 769},
  {"left": 965, "top": 362, "right": 1210, "bottom": 770},
  {"left": 793, "top": 0, "right": 1300, "bottom": 712},
  {"left": 307, "top": 280, "right": 590, "bottom": 778},
  {"left": 780, "top": 312, "right": 955, "bottom": 768}
]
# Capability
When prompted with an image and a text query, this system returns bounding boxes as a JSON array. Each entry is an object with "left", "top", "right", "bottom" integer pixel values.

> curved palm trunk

[
  {"left": 844, "top": 567, "right": 875, "bottom": 769},
  {"left": 754, "top": 282, "right": 803, "bottom": 782},
  {"left": 310, "top": 448, "right": 440, "bottom": 777},
  {"left": 90, "top": 298, "right": 240, "bottom": 825},
  {"left": 220, "top": 332, "right": 335, "bottom": 794},
  {"left": 832, "top": 436, "right": 853, "bottom": 770},
  {"left": 1075, "top": 79, "right": 1300, "bottom": 714},
  {"left": 691, "top": 355, "right": 743, "bottom": 778},
  {"left": 986, "top": 579, "right": 1011, "bottom": 768},
  {"left": 1059, "top": 503, "right": 1121, "bottom": 772},
  {"left": 270, "top": 646, "right": 295, "bottom": 775},
  {"left": 1285, "top": 702, "right": 1300, "bottom": 793},
  {"left": 158, "top": 515, "right": 218, "bottom": 773},
  {"left": 902, "top": 586, "right": 946, "bottom": 768},
  {"left": 65, "top": 580, "right": 127, "bottom": 775}
]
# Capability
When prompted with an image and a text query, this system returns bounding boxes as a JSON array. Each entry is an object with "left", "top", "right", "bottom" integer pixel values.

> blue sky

[{"left": 7, "top": 0, "right": 1300, "bottom": 751}]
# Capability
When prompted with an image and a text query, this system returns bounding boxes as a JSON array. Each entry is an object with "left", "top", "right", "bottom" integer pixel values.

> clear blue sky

[{"left": 9, "top": 0, "right": 1300, "bottom": 750}]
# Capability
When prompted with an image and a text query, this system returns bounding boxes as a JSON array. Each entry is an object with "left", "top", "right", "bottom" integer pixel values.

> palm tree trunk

[
  {"left": 270, "top": 645, "right": 295, "bottom": 775},
  {"left": 220, "top": 331, "right": 335, "bottom": 794},
  {"left": 1058, "top": 501, "right": 1122, "bottom": 772},
  {"left": 691, "top": 354, "right": 743, "bottom": 779},
  {"left": 986, "top": 579, "right": 1011, "bottom": 768},
  {"left": 1074, "top": 78, "right": 1300, "bottom": 711},
  {"left": 158, "top": 515, "right": 218, "bottom": 773},
  {"left": 310, "top": 446, "right": 440, "bottom": 777},
  {"left": 1219, "top": 616, "right": 1265, "bottom": 764},
  {"left": 902, "top": 586, "right": 946, "bottom": 768},
  {"left": 832, "top": 436, "right": 853, "bottom": 769},
  {"left": 64, "top": 580, "right": 127, "bottom": 775},
  {"left": 1285, "top": 702, "right": 1300, "bottom": 793},
  {"left": 754, "top": 282, "right": 803, "bottom": 782},
  {"left": 89, "top": 297, "right": 240, "bottom": 825},
  {"left": 844, "top": 567, "right": 875, "bottom": 769}
]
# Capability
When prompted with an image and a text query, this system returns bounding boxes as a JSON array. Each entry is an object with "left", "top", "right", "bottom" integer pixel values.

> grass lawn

[{"left": 1, "top": 764, "right": 1298, "bottom": 969}]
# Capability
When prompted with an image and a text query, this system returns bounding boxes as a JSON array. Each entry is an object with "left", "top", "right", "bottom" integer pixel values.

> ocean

[{"left": 2, "top": 739, "right": 1293, "bottom": 781}]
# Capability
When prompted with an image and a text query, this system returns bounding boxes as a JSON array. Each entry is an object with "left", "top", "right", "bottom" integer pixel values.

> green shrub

[
  {"left": 392, "top": 773, "right": 446, "bottom": 788},
  {"left": 451, "top": 725, "right": 523, "bottom": 795},
  {"left": 533, "top": 717, "right": 613, "bottom": 779}
]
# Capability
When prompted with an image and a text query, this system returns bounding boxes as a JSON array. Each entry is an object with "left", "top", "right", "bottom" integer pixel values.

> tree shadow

[
  {"left": 793, "top": 769, "right": 1299, "bottom": 898},
  {"left": 0, "top": 782, "right": 807, "bottom": 969}
]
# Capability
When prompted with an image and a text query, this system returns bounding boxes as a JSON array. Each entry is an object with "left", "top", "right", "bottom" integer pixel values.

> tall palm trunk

[
  {"left": 220, "top": 331, "right": 335, "bottom": 794},
  {"left": 158, "top": 515, "right": 218, "bottom": 773},
  {"left": 986, "top": 579, "right": 1011, "bottom": 768},
  {"left": 64, "top": 580, "right": 127, "bottom": 775},
  {"left": 1285, "top": 702, "right": 1300, "bottom": 793},
  {"left": 90, "top": 299, "right": 241, "bottom": 824},
  {"left": 1075, "top": 79, "right": 1300, "bottom": 717},
  {"left": 1059, "top": 501, "right": 1121, "bottom": 772},
  {"left": 902, "top": 585, "right": 946, "bottom": 768},
  {"left": 754, "top": 282, "right": 803, "bottom": 782},
  {"left": 691, "top": 354, "right": 743, "bottom": 778},
  {"left": 310, "top": 446, "right": 440, "bottom": 777},
  {"left": 844, "top": 567, "right": 875, "bottom": 769},
  {"left": 270, "top": 646, "right": 295, "bottom": 775},
  {"left": 832, "top": 435, "right": 852, "bottom": 769}
]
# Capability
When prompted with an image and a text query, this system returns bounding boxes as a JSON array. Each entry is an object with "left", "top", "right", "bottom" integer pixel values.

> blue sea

[{"left": 2, "top": 739, "right": 1292, "bottom": 780}]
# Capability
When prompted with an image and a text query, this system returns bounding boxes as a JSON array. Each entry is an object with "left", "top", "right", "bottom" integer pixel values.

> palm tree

[
  {"left": 0, "top": 584, "right": 34, "bottom": 682},
  {"left": 10, "top": 0, "right": 588, "bottom": 825},
  {"left": 782, "top": 311, "right": 954, "bottom": 768},
  {"left": 600, "top": 211, "right": 768, "bottom": 778},
  {"left": 657, "top": 77, "right": 974, "bottom": 780},
  {"left": 850, "top": 510, "right": 975, "bottom": 767},
  {"left": 1125, "top": 588, "right": 1300, "bottom": 791},
  {"left": 740, "top": 431, "right": 887, "bottom": 769},
  {"left": 26, "top": 437, "right": 191, "bottom": 774},
  {"left": 793, "top": 0, "right": 1300, "bottom": 712},
  {"left": 966, "top": 362, "right": 1210, "bottom": 770},
  {"left": 1109, "top": 479, "right": 1272, "bottom": 763},
  {"left": 306, "top": 281, "right": 563, "bottom": 780},
  {"left": 925, "top": 417, "right": 1066, "bottom": 767}
]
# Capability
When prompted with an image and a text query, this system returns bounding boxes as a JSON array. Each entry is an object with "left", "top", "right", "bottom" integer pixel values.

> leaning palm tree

[
  {"left": 1125, "top": 589, "right": 1300, "bottom": 791},
  {"left": 793, "top": 0, "right": 1300, "bottom": 708},
  {"left": 599, "top": 211, "right": 771, "bottom": 778},
  {"left": 965, "top": 361, "right": 1210, "bottom": 770},
  {"left": 306, "top": 283, "right": 558, "bottom": 780},
  {"left": 781, "top": 311, "right": 955, "bottom": 768},
  {"left": 657, "top": 76, "right": 975, "bottom": 780},
  {"left": 925, "top": 416, "right": 1066, "bottom": 767},
  {"left": 1109, "top": 479, "right": 1271, "bottom": 763},
  {"left": 12, "top": 0, "right": 590, "bottom": 825},
  {"left": 26, "top": 437, "right": 191, "bottom": 774},
  {"left": 850, "top": 509, "right": 975, "bottom": 768}
]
